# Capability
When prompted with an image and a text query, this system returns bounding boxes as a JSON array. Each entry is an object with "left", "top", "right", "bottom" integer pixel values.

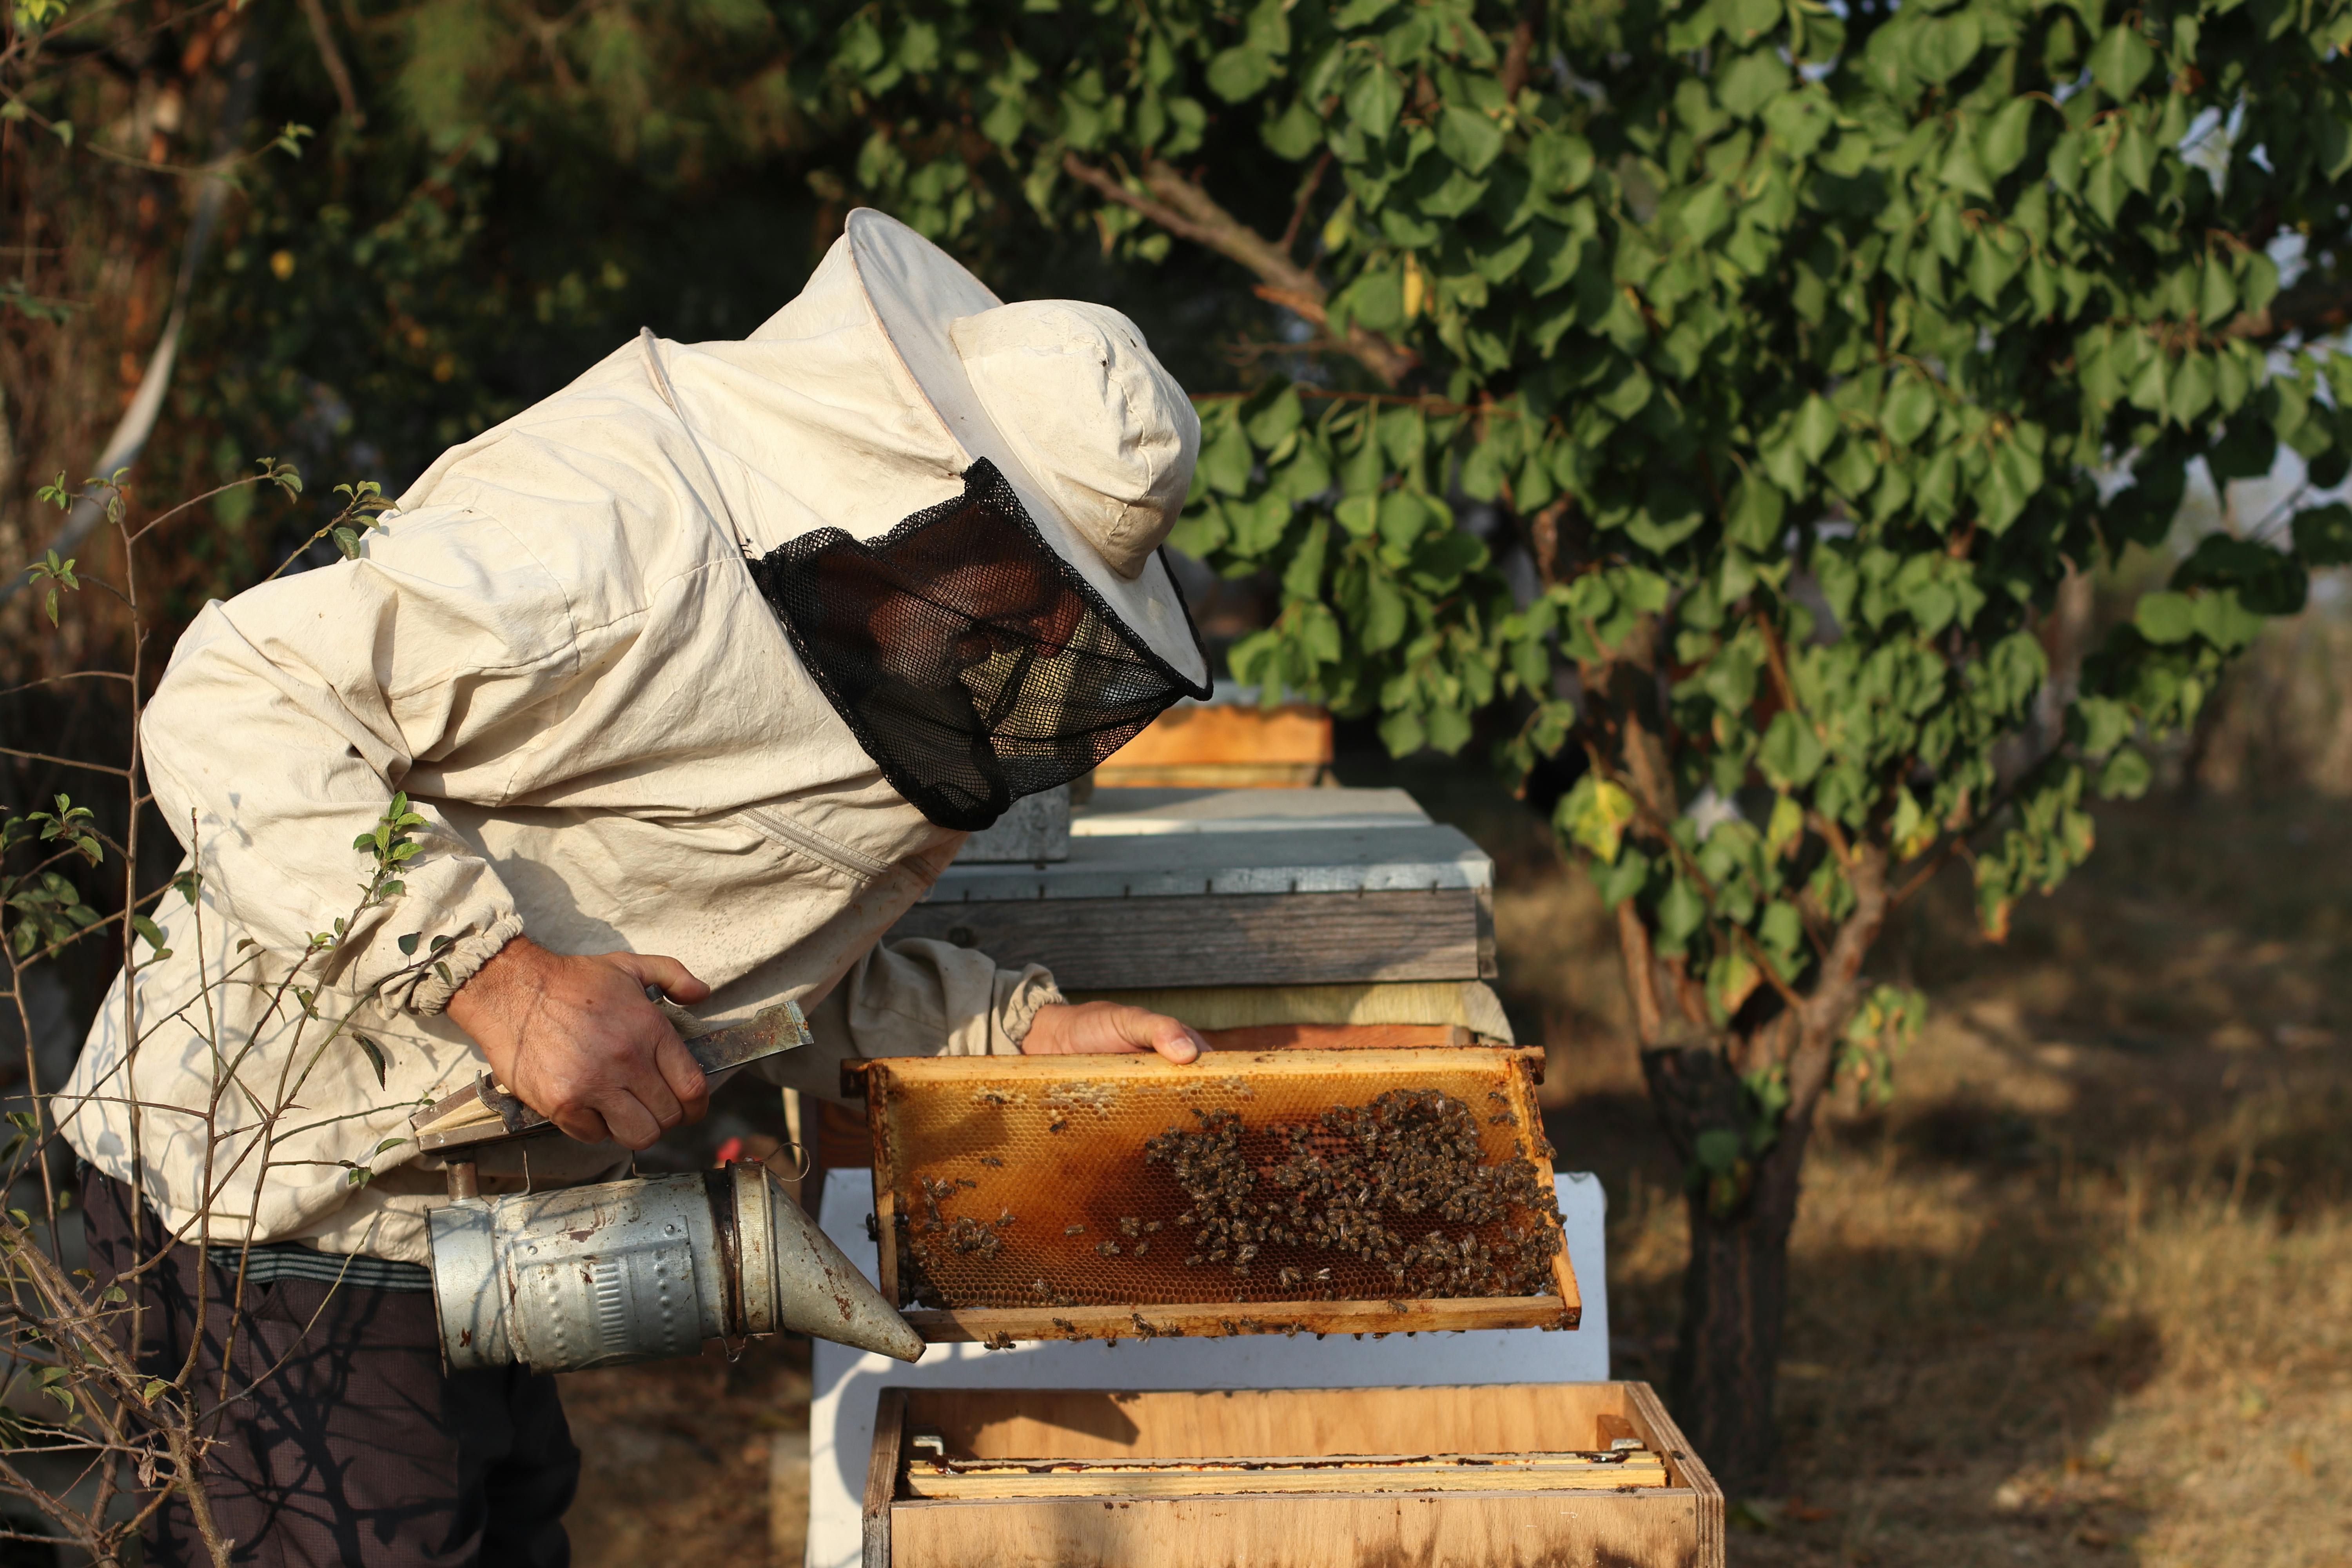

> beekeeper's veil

[{"left": 636, "top": 209, "right": 1212, "bottom": 832}]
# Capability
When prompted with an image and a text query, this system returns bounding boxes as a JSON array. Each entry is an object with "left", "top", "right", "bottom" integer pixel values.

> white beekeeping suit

[{"left": 61, "top": 210, "right": 1210, "bottom": 1264}]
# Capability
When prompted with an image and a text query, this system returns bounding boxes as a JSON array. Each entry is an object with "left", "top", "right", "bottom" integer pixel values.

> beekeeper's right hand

[{"left": 445, "top": 936, "right": 713, "bottom": 1148}]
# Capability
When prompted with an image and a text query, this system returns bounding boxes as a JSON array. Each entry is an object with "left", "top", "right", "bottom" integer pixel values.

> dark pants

[{"left": 80, "top": 1170, "right": 577, "bottom": 1568}]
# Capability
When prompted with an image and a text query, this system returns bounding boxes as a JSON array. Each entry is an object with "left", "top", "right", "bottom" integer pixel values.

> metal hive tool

[{"left": 849, "top": 1047, "right": 1578, "bottom": 1343}]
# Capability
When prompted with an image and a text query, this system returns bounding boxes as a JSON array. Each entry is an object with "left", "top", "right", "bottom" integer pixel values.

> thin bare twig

[{"left": 1060, "top": 152, "right": 1418, "bottom": 387}]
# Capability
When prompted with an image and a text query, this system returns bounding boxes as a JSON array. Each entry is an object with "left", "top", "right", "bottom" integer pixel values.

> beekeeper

[{"left": 60, "top": 209, "right": 1214, "bottom": 1568}]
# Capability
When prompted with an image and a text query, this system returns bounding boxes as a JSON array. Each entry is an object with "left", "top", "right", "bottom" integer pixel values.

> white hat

[{"left": 842, "top": 209, "right": 1209, "bottom": 688}]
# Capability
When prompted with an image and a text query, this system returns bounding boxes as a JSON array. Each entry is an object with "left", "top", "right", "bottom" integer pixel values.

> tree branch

[
  {"left": 1278, "top": 149, "right": 1332, "bottom": 258},
  {"left": 1499, "top": 0, "right": 1544, "bottom": 101},
  {"left": 1786, "top": 845, "right": 1889, "bottom": 1115},
  {"left": 1615, "top": 899, "right": 1666, "bottom": 1045},
  {"left": 296, "top": 0, "right": 364, "bottom": 126},
  {"left": 2229, "top": 272, "right": 2352, "bottom": 343},
  {"left": 1061, "top": 152, "right": 1418, "bottom": 387}
]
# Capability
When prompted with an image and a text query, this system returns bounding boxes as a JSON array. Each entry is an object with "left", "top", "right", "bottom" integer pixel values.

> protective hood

[{"left": 405, "top": 209, "right": 1212, "bottom": 831}]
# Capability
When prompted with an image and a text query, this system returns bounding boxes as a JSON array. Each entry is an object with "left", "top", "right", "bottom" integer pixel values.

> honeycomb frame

[{"left": 851, "top": 1047, "right": 1579, "bottom": 1343}]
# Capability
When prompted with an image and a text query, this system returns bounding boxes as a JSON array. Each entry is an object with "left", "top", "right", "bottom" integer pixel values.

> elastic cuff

[
  {"left": 993, "top": 964, "right": 1064, "bottom": 1054},
  {"left": 399, "top": 913, "right": 526, "bottom": 1015}
]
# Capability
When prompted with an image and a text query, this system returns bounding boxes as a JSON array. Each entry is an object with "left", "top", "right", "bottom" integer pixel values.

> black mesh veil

[{"left": 745, "top": 459, "right": 1212, "bottom": 832}]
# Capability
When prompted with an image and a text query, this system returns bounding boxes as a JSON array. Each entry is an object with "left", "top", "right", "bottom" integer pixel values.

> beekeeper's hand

[
  {"left": 446, "top": 936, "right": 713, "bottom": 1148},
  {"left": 1021, "top": 1002, "right": 1208, "bottom": 1065}
]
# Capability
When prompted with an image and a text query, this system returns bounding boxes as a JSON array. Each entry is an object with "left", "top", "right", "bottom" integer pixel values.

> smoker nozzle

[{"left": 428, "top": 1163, "right": 923, "bottom": 1373}]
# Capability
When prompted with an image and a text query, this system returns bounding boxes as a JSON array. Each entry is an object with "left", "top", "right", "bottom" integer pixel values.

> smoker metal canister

[{"left": 428, "top": 1163, "right": 921, "bottom": 1372}]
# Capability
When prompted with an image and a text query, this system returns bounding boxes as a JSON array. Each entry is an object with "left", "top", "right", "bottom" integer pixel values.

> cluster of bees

[
  {"left": 906, "top": 1174, "right": 1011, "bottom": 1273},
  {"left": 898, "top": 1088, "right": 1561, "bottom": 1308},
  {"left": 1138, "top": 1088, "right": 1563, "bottom": 1299}
]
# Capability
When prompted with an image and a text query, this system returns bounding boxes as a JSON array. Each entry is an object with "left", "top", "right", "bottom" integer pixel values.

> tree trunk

[{"left": 1641, "top": 1041, "right": 1817, "bottom": 1497}]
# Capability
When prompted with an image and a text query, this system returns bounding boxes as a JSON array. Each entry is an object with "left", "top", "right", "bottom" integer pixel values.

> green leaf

[
  {"left": 1693, "top": 1127, "right": 1744, "bottom": 1175},
  {"left": 2134, "top": 591, "right": 2195, "bottom": 644},
  {"left": 1363, "top": 572, "right": 1408, "bottom": 650},
  {"left": 2113, "top": 119, "right": 2155, "bottom": 193},
  {"left": 1794, "top": 394, "right": 1839, "bottom": 465},
  {"left": 1881, "top": 373, "right": 1938, "bottom": 447},
  {"left": 2089, "top": 24, "right": 2156, "bottom": 100},
  {"left": 2169, "top": 353, "right": 2215, "bottom": 425},
  {"left": 980, "top": 90, "right": 1027, "bottom": 148},
  {"left": 1723, "top": 0, "right": 1780, "bottom": 44},
  {"left": 1245, "top": 387, "right": 1305, "bottom": 452},
  {"left": 1200, "top": 419, "right": 1253, "bottom": 496},
  {"left": 2097, "top": 747, "right": 2152, "bottom": 800},
  {"left": 1377, "top": 707, "right": 1425, "bottom": 755},
  {"left": 1593, "top": 846, "right": 1652, "bottom": 907},
  {"left": 2198, "top": 260, "right": 2238, "bottom": 327},
  {"left": 1595, "top": 362, "right": 1654, "bottom": 420},
  {"left": 1725, "top": 475, "right": 1786, "bottom": 553},
  {"left": 2291, "top": 503, "right": 2352, "bottom": 567},
  {"left": 2082, "top": 156, "right": 2127, "bottom": 226},
  {"left": 1557, "top": 776, "right": 1639, "bottom": 864},
  {"left": 1910, "top": 11, "right": 1984, "bottom": 84},
  {"left": 355, "top": 1034, "right": 388, "bottom": 1087},
  {"left": 1656, "top": 875, "right": 1707, "bottom": 955},
  {"left": 1345, "top": 65, "right": 1403, "bottom": 139},
  {"left": 1437, "top": 105, "right": 1503, "bottom": 174},
  {"left": 1206, "top": 46, "right": 1274, "bottom": 103},
  {"left": 1628, "top": 477, "right": 1706, "bottom": 553},
  {"left": 1717, "top": 52, "right": 1789, "bottom": 120},
  {"left": 1979, "top": 97, "right": 2040, "bottom": 177},
  {"left": 1376, "top": 489, "right": 1428, "bottom": 553},
  {"left": 1282, "top": 516, "right": 1330, "bottom": 599},
  {"left": 1759, "top": 711, "right": 1825, "bottom": 788},
  {"left": 1263, "top": 99, "right": 1322, "bottom": 159}
]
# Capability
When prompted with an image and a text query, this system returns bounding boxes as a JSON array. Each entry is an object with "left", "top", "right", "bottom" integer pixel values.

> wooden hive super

[
  {"left": 885, "top": 787, "right": 1495, "bottom": 991},
  {"left": 865, "top": 1383, "right": 1725, "bottom": 1568}
]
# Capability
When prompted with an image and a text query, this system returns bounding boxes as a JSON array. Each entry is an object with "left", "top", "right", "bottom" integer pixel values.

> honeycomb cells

[{"left": 867, "top": 1052, "right": 1566, "bottom": 1312}]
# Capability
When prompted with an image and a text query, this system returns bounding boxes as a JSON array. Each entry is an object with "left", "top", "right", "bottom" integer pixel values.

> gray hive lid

[{"left": 926, "top": 788, "right": 1490, "bottom": 905}]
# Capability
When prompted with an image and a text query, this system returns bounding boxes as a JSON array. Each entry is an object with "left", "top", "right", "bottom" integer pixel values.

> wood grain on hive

[
  {"left": 884, "top": 788, "right": 1495, "bottom": 990},
  {"left": 1089, "top": 700, "right": 1333, "bottom": 789},
  {"left": 864, "top": 1383, "right": 1724, "bottom": 1568}
]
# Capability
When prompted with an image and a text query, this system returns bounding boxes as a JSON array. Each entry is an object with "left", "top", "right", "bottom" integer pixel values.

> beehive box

[
  {"left": 864, "top": 1383, "right": 1724, "bottom": 1568},
  {"left": 884, "top": 788, "right": 1495, "bottom": 990},
  {"left": 848, "top": 1047, "right": 1576, "bottom": 1343}
]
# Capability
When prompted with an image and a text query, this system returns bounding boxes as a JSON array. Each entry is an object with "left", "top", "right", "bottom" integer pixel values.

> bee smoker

[
  {"left": 412, "top": 1000, "right": 922, "bottom": 1372},
  {"left": 426, "top": 1160, "right": 920, "bottom": 1371}
]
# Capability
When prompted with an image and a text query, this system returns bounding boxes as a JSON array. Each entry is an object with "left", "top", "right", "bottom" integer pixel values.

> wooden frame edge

[
  {"left": 902, "top": 1292, "right": 1576, "bottom": 1342},
  {"left": 1624, "top": 1379, "right": 1724, "bottom": 1564},
  {"left": 862, "top": 1387, "right": 905, "bottom": 1568}
]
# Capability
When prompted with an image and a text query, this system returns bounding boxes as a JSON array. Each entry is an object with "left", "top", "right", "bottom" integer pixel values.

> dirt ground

[{"left": 561, "top": 790, "right": 2351, "bottom": 1568}]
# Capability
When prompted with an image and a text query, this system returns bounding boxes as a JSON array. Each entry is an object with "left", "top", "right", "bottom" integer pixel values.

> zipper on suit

[{"left": 741, "top": 805, "right": 897, "bottom": 883}]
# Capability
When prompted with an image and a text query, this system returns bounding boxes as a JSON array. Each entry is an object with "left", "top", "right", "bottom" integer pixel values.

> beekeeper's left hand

[{"left": 1021, "top": 1002, "right": 1207, "bottom": 1064}]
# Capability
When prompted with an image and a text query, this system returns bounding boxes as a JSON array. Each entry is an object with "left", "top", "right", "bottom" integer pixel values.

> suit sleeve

[
  {"left": 142, "top": 505, "right": 584, "bottom": 1012},
  {"left": 755, "top": 939, "right": 1063, "bottom": 1102}
]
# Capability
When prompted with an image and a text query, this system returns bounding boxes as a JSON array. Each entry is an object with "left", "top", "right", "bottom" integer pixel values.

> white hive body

[{"left": 430, "top": 1165, "right": 920, "bottom": 1373}]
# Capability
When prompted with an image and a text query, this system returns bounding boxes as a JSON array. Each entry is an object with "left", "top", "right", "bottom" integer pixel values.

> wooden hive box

[
  {"left": 1090, "top": 699, "right": 1334, "bottom": 788},
  {"left": 886, "top": 788, "right": 1495, "bottom": 991},
  {"left": 864, "top": 1382, "right": 1724, "bottom": 1568}
]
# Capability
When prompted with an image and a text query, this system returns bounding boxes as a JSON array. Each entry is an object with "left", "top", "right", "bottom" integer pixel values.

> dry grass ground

[
  {"left": 561, "top": 1336, "right": 810, "bottom": 1568},
  {"left": 1502, "top": 794, "right": 2352, "bottom": 1568},
  {"left": 561, "top": 789, "right": 2350, "bottom": 1568}
]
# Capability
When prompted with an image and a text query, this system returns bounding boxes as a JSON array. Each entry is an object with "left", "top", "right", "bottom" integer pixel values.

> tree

[
  {"left": 822, "top": 0, "right": 2352, "bottom": 1490},
  {"left": 15, "top": 0, "right": 2352, "bottom": 1497}
]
